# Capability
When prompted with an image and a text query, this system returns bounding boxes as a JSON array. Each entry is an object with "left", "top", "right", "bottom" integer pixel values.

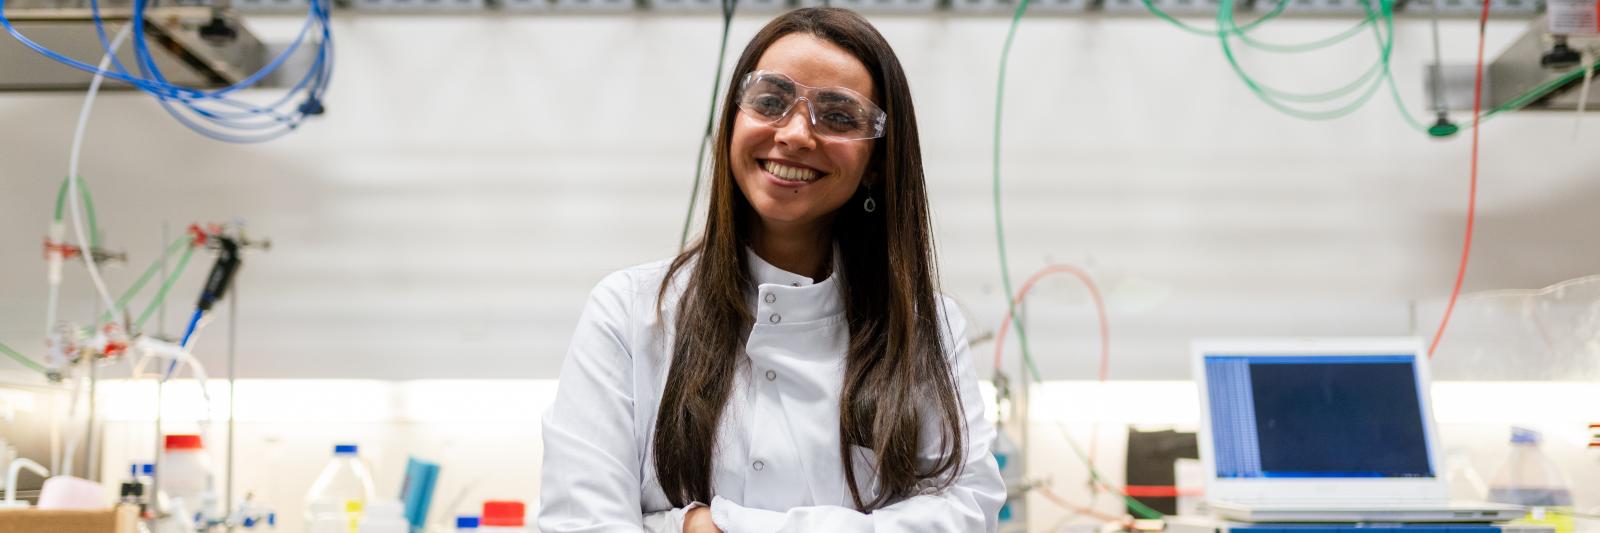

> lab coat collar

[{"left": 744, "top": 246, "right": 845, "bottom": 325}]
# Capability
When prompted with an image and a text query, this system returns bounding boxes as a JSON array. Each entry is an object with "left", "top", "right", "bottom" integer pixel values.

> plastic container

[
  {"left": 161, "top": 434, "right": 216, "bottom": 524},
  {"left": 992, "top": 429, "right": 1026, "bottom": 533},
  {"left": 358, "top": 499, "right": 409, "bottom": 533},
  {"left": 479, "top": 501, "right": 527, "bottom": 532},
  {"left": 455, "top": 515, "right": 480, "bottom": 532},
  {"left": 305, "top": 444, "right": 377, "bottom": 533},
  {"left": 1487, "top": 427, "right": 1575, "bottom": 533}
]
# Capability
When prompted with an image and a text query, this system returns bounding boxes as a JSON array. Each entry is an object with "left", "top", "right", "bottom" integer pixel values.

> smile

[{"left": 761, "top": 159, "right": 822, "bottom": 183}]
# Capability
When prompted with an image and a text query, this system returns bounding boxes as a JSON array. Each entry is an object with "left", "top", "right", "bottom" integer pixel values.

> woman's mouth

[{"left": 761, "top": 159, "right": 822, "bottom": 183}]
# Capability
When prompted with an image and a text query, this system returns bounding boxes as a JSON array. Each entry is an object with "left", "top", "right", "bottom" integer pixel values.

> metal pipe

[{"left": 226, "top": 286, "right": 237, "bottom": 532}]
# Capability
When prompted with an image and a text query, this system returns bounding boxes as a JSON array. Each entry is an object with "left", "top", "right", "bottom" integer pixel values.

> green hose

[
  {"left": 0, "top": 341, "right": 49, "bottom": 375},
  {"left": 993, "top": 0, "right": 1164, "bottom": 519},
  {"left": 100, "top": 236, "right": 194, "bottom": 326},
  {"left": 53, "top": 176, "right": 101, "bottom": 248},
  {"left": 993, "top": 0, "right": 1044, "bottom": 384},
  {"left": 134, "top": 244, "right": 197, "bottom": 332}
]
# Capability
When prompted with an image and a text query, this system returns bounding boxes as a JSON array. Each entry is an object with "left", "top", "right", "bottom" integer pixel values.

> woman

[{"left": 538, "top": 8, "right": 1004, "bottom": 532}]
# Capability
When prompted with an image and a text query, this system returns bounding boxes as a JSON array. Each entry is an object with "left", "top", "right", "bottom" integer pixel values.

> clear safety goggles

[{"left": 735, "top": 70, "right": 887, "bottom": 142}]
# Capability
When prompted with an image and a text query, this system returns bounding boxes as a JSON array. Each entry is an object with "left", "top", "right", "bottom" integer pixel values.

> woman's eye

[
  {"left": 823, "top": 112, "right": 860, "bottom": 132},
  {"left": 752, "top": 94, "right": 787, "bottom": 116}
]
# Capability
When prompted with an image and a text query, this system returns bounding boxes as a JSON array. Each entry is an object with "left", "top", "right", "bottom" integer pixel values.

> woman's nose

[{"left": 774, "top": 99, "right": 818, "bottom": 150}]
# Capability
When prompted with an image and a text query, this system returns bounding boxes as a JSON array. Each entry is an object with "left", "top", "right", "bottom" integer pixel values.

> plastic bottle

[
  {"left": 358, "top": 500, "right": 409, "bottom": 533},
  {"left": 305, "top": 444, "right": 377, "bottom": 533},
  {"left": 1487, "top": 427, "right": 1575, "bottom": 533},
  {"left": 455, "top": 516, "right": 480, "bottom": 533},
  {"left": 478, "top": 501, "right": 527, "bottom": 532},
  {"left": 992, "top": 429, "right": 1026, "bottom": 533},
  {"left": 161, "top": 435, "right": 216, "bottom": 527}
]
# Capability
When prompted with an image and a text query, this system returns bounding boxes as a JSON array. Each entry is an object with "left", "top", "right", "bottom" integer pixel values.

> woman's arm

[
  {"left": 705, "top": 300, "right": 1006, "bottom": 532},
  {"left": 537, "top": 271, "right": 703, "bottom": 533}
]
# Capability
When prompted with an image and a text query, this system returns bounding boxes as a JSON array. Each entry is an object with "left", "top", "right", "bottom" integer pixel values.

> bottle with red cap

[
  {"left": 161, "top": 434, "right": 217, "bottom": 527},
  {"left": 478, "top": 501, "right": 527, "bottom": 532}
]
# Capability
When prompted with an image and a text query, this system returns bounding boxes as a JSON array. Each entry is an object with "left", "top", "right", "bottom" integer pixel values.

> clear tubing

[
  {"left": 1572, "top": 48, "right": 1595, "bottom": 139},
  {"left": 66, "top": 24, "right": 132, "bottom": 324},
  {"left": 60, "top": 366, "right": 87, "bottom": 478}
]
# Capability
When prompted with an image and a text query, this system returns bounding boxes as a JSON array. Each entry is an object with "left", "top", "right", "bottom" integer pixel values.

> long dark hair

[{"left": 652, "top": 7, "right": 964, "bottom": 511}]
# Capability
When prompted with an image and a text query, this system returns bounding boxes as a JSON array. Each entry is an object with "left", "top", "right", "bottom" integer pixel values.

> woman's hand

[{"left": 684, "top": 506, "right": 723, "bottom": 533}]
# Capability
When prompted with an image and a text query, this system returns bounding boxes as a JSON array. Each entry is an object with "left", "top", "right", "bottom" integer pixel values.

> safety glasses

[{"left": 735, "top": 70, "right": 887, "bottom": 142}]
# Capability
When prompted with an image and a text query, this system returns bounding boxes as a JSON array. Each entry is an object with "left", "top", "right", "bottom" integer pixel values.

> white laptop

[{"left": 1192, "top": 338, "right": 1524, "bottom": 523}]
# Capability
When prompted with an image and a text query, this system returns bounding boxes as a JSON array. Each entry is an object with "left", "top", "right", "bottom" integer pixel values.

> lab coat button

[
  {"left": 765, "top": 293, "right": 776, "bottom": 304},
  {"left": 769, "top": 313, "right": 781, "bottom": 324},
  {"left": 752, "top": 460, "right": 765, "bottom": 471},
  {"left": 765, "top": 370, "right": 777, "bottom": 381}
]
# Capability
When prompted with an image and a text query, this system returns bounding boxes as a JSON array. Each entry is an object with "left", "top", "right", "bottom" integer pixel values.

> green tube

[
  {"left": 134, "top": 244, "right": 197, "bottom": 332},
  {"left": 1364, "top": 0, "right": 1433, "bottom": 133},
  {"left": 1141, "top": 0, "right": 1289, "bottom": 38},
  {"left": 99, "top": 236, "right": 194, "bottom": 326},
  {"left": 0, "top": 341, "right": 49, "bottom": 375},
  {"left": 1487, "top": 57, "right": 1600, "bottom": 117},
  {"left": 1212, "top": 0, "right": 1395, "bottom": 121},
  {"left": 1236, "top": 13, "right": 1376, "bottom": 54},
  {"left": 993, "top": 0, "right": 1045, "bottom": 384},
  {"left": 52, "top": 176, "right": 102, "bottom": 248}
]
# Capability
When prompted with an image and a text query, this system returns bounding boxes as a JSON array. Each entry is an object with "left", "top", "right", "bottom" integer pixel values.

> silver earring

[{"left": 863, "top": 193, "right": 877, "bottom": 213}]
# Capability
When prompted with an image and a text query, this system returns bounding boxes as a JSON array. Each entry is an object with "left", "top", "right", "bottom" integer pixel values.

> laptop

[{"left": 1192, "top": 338, "right": 1525, "bottom": 523}]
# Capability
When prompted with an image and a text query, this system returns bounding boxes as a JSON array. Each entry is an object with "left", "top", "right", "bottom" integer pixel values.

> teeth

[{"left": 763, "top": 160, "right": 820, "bottom": 182}]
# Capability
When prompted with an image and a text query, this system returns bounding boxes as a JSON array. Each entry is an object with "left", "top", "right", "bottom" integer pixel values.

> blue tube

[
  {"left": 0, "top": 0, "right": 335, "bottom": 142},
  {"left": 163, "top": 308, "right": 205, "bottom": 379},
  {"left": 179, "top": 308, "right": 203, "bottom": 348}
]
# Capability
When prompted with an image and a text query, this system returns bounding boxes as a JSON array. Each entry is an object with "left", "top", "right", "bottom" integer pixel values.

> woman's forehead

[{"left": 754, "top": 33, "right": 875, "bottom": 102}]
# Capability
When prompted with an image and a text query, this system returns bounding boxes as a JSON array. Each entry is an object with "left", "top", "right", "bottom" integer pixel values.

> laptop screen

[{"left": 1204, "top": 354, "right": 1434, "bottom": 479}]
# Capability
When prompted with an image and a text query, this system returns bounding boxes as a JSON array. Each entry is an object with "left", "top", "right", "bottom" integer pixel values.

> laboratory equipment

[
  {"left": 36, "top": 475, "right": 105, "bottom": 509},
  {"left": 358, "top": 500, "right": 409, "bottom": 533},
  {"left": 1167, "top": 516, "right": 1556, "bottom": 533},
  {"left": 1193, "top": 338, "right": 1523, "bottom": 523},
  {"left": 992, "top": 429, "right": 1026, "bottom": 533},
  {"left": 1488, "top": 428, "right": 1575, "bottom": 533},
  {"left": 479, "top": 501, "right": 527, "bottom": 532},
  {"left": 161, "top": 434, "right": 216, "bottom": 525},
  {"left": 400, "top": 457, "right": 439, "bottom": 532},
  {"left": 456, "top": 516, "right": 480, "bottom": 532},
  {"left": 2, "top": 457, "right": 48, "bottom": 508},
  {"left": 305, "top": 444, "right": 377, "bottom": 532}
]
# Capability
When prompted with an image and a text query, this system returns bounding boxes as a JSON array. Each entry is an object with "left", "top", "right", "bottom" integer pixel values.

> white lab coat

[{"left": 537, "top": 250, "right": 1005, "bottom": 533}]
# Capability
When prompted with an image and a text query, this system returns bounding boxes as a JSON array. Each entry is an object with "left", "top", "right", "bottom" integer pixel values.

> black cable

[{"left": 678, "top": 0, "right": 739, "bottom": 251}]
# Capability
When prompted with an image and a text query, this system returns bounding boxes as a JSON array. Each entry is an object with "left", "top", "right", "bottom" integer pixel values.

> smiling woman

[{"left": 536, "top": 7, "right": 1005, "bottom": 533}]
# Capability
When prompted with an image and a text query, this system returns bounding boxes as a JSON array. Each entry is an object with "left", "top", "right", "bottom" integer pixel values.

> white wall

[{"left": 3, "top": 13, "right": 1597, "bottom": 381}]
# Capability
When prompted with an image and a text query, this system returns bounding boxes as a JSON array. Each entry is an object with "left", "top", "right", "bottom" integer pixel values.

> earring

[{"left": 863, "top": 190, "right": 877, "bottom": 213}]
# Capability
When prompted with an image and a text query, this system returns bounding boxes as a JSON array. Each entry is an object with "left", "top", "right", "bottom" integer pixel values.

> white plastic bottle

[
  {"left": 161, "top": 434, "right": 216, "bottom": 527},
  {"left": 992, "top": 429, "right": 1026, "bottom": 533},
  {"left": 305, "top": 444, "right": 377, "bottom": 533},
  {"left": 1487, "top": 427, "right": 1575, "bottom": 533}
]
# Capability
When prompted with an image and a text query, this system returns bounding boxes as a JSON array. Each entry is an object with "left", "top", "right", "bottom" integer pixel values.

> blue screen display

[{"left": 1206, "top": 355, "right": 1434, "bottom": 479}]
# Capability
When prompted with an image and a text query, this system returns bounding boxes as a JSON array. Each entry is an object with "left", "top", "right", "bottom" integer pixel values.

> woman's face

[{"left": 730, "top": 33, "right": 877, "bottom": 232}]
